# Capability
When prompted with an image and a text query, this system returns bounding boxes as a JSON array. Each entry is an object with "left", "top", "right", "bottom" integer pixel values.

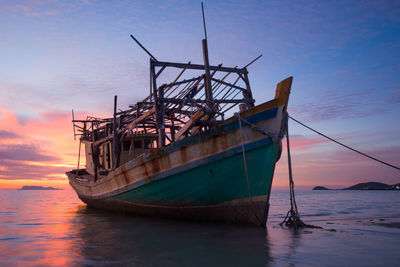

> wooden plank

[
  {"left": 162, "top": 76, "right": 201, "bottom": 89},
  {"left": 153, "top": 61, "right": 245, "bottom": 74},
  {"left": 127, "top": 107, "right": 155, "bottom": 129},
  {"left": 160, "top": 98, "right": 250, "bottom": 104},
  {"left": 175, "top": 110, "right": 204, "bottom": 140},
  {"left": 210, "top": 77, "right": 246, "bottom": 92},
  {"left": 190, "top": 114, "right": 211, "bottom": 135}
]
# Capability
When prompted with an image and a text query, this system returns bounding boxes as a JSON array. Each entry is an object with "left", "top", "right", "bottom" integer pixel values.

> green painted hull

[
  {"left": 78, "top": 141, "right": 279, "bottom": 226},
  {"left": 113, "top": 142, "right": 277, "bottom": 205}
]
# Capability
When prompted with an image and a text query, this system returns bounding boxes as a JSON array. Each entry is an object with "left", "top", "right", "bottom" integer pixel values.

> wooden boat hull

[
  {"left": 79, "top": 195, "right": 269, "bottom": 226},
  {"left": 68, "top": 104, "right": 284, "bottom": 226},
  {"left": 76, "top": 140, "right": 278, "bottom": 226}
]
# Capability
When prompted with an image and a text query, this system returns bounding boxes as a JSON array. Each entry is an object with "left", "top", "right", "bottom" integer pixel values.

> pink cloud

[
  {"left": 283, "top": 134, "right": 329, "bottom": 150},
  {"left": 0, "top": 130, "right": 20, "bottom": 139},
  {"left": 0, "top": 108, "right": 79, "bottom": 188},
  {"left": 273, "top": 141, "right": 400, "bottom": 190},
  {"left": 0, "top": 1, "right": 71, "bottom": 17}
]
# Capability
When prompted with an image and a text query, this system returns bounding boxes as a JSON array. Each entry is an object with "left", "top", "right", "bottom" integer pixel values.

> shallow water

[{"left": 0, "top": 189, "right": 399, "bottom": 266}]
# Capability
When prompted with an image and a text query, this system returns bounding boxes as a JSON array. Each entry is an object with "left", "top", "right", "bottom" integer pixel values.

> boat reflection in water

[
  {"left": 0, "top": 190, "right": 271, "bottom": 266},
  {"left": 70, "top": 205, "right": 271, "bottom": 266}
]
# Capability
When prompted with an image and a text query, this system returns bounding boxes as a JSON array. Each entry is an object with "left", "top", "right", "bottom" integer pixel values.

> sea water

[{"left": 0, "top": 189, "right": 399, "bottom": 266}]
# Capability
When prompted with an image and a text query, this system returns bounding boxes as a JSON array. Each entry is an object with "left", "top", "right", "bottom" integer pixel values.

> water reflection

[
  {"left": 266, "top": 226, "right": 308, "bottom": 266},
  {"left": 2, "top": 190, "right": 399, "bottom": 266},
  {"left": 71, "top": 206, "right": 272, "bottom": 266},
  {"left": 0, "top": 191, "right": 84, "bottom": 266}
]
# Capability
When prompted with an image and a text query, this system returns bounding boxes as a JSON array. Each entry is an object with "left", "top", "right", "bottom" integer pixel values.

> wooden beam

[
  {"left": 243, "top": 70, "right": 255, "bottom": 108},
  {"left": 202, "top": 39, "right": 213, "bottom": 109},
  {"left": 126, "top": 107, "right": 155, "bottom": 129},
  {"left": 190, "top": 113, "right": 211, "bottom": 135},
  {"left": 162, "top": 75, "right": 203, "bottom": 89},
  {"left": 113, "top": 95, "right": 120, "bottom": 169},
  {"left": 158, "top": 85, "right": 166, "bottom": 147},
  {"left": 210, "top": 77, "right": 247, "bottom": 92},
  {"left": 175, "top": 110, "right": 205, "bottom": 140},
  {"left": 168, "top": 98, "right": 251, "bottom": 104},
  {"left": 153, "top": 61, "right": 245, "bottom": 74}
]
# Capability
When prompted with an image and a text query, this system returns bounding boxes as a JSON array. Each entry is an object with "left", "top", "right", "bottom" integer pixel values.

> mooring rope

[
  {"left": 279, "top": 113, "right": 323, "bottom": 229},
  {"left": 280, "top": 113, "right": 399, "bottom": 229},
  {"left": 235, "top": 112, "right": 262, "bottom": 223},
  {"left": 289, "top": 116, "right": 400, "bottom": 171},
  {"left": 236, "top": 115, "right": 279, "bottom": 142},
  {"left": 236, "top": 113, "right": 253, "bottom": 201},
  {"left": 280, "top": 114, "right": 310, "bottom": 228}
]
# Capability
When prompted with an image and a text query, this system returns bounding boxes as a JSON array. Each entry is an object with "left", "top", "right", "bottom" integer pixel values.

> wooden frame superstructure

[{"left": 72, "top": 36, "right": 259, "bottom": 181}]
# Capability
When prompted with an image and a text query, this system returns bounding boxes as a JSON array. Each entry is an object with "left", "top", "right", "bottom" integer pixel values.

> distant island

[
  {"left": 312, "top": 186, "right": 329, "bottom": 190},
  {"left": 18, "top": 186, "right": 62, "bottom": 190},
  {"left": 313, "top": 182, "right": 400, "bottom": 191}
]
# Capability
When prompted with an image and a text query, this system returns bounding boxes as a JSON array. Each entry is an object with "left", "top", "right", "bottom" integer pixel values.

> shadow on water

[{"left": 70, "top": 206, "right": 274, "bottom": 266}]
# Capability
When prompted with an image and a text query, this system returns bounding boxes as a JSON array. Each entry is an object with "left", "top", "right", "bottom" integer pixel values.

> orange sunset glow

[{"left": 0, "top": 109, "right": 79, "bottom": 189}]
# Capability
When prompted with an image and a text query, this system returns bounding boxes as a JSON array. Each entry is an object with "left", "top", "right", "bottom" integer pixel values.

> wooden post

[
  {"left": 72, "top": 109, "right": 76, "bottom": 141},
  {"left": 151, "top": 59, "right": 158, "bottom": 102},
  {"left": 171, "top": 115, "right": 176, "bottom": 142},
  {"left": 75, "top": 140, "right": 81, "bottom": 176},
  {"left": 92, "top": 143, "right": 98, "bottom": 181},
  {"left": 113, "top": 95, "right": 120, "bottom": 169},
  {"left": 136, "top": 102, "right": 141, "bottom": 120},
  {"left": 91, "top": 122, "right": 94, "bottom": 141},
  {"left": 243, "top": 69, "right": 254, "bottom": 108},
  {"left": 202, "top": 39, "right": 214, "bottom": 110},
  {"left": 81, "top": 122, "right": 85, "bottom": 139},
  {"left": 149, "top": 60, "right": 153, "bottom": 100},
  {"left": 158, "top": 85, "right": 166, "bottom": 147},
  {"left": 151, "top": 58, "right": 161, "bottom": 148}
]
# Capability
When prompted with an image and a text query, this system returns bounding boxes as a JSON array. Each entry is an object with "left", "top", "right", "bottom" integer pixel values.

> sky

[{"left": 0, "top": 0, "right": 399, "bottom": 190}]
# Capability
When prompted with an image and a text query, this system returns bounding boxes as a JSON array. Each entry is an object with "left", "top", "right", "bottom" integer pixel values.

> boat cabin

[{"left": 83, "top": 133, "right": 158, "bottom": 176}]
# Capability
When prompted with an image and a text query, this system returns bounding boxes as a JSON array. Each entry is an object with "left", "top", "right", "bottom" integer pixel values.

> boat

[{"left": 67, "top": 34, "right": 293, "bottom": 226}]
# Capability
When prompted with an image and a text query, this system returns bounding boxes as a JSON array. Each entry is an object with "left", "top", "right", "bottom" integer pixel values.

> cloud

[
  {"left": 325, "top": 145, "right": 400, "bottom": 165},
  {"left": 0, "top": 108, "right": 79, "bottom": 187},
  {"left": 0, "top": 0, "right": 85, "bottom": 17},
  {"left": 0, "top": 144, "right": 58, "bottom": 162},
  {"left": 283, "top": 134, "right": 329, "bottom": 151},
  {"left": 273, "top": 141, "right": 400, "bottom": 189},
  {"left": 385, "top": 86, "right": 400, "bottom": 104},
  {"left": 0, "top": 159, "right": 69, "bottom": 180},
  {"left": 291, "top": 83, "right": 399, "bottom": 122},
  {"left": 0, "top": 130, "right": 20, "bottom": 139}
]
